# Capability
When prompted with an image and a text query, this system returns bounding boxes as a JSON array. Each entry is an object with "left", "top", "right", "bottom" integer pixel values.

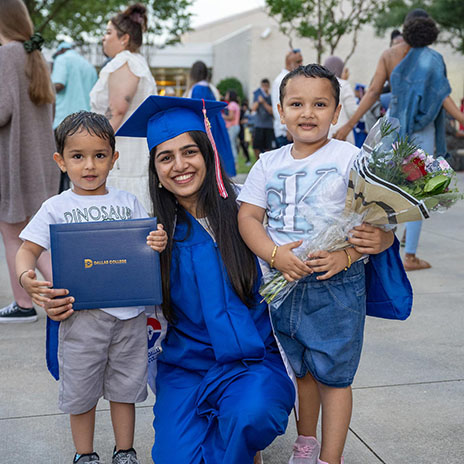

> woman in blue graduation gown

[
  {"left": 153, "top": 214, "right": 294, "bottom": 463},
  {"left": 117, "top": 96, "right": 295, "bottom": 463}
]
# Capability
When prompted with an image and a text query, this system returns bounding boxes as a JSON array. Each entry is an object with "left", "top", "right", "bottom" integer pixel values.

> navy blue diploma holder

[{"left": 50, "top": 217, "right": 162, "bottom": 309}]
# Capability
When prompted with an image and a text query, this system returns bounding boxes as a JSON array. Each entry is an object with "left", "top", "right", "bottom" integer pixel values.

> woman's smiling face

[{"left": 154, "top": 132, "right": 207, "bottom": 215}]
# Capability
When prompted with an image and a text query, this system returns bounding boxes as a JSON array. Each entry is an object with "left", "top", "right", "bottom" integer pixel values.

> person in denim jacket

[{"left": 334, "top": 8, "right": 464, "bottom": 272}]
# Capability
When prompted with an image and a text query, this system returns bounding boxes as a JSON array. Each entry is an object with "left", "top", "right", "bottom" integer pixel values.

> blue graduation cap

[
  {"left": 116, "top": 95, "right": 229, "bottom": 198},
  {"left": 116, "top": 95, "right": 227, "bottom": 152}
]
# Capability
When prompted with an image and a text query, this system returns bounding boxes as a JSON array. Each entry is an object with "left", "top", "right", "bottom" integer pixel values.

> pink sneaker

[
  {"left": 317, "top": 457, "right": 344, "bottom": 464},
  {"left": 289, "top": 436, "right": 320, "bottom": 464}
]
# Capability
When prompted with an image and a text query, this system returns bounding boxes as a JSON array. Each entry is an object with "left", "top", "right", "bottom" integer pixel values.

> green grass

[{"left": 236, "top": 146, "right": 257, "bottom": 174}]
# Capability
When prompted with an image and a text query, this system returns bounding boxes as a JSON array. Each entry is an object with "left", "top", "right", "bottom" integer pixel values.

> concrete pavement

[{"left": 1, "top": 173, "right": 463, "bottom": 463}]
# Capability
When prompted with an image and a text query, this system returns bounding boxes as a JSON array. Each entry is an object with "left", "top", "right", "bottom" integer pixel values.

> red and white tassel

[{"left": 202, "top": 99, "right": 228, "bottom": 199}]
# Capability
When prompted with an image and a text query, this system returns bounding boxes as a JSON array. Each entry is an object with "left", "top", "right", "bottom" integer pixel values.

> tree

[
  {"left": 373, "top": 0, "right": 464, "bottom": 54},
  {"left": 265, "top": 0, "right": 389, "bottom": 64},
  {"left": 24, "top": 0, "right": 193, "bottom": 46}
]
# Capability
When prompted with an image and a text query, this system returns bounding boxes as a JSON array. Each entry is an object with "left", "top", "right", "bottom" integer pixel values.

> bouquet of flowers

[{"left": 260, "top": 116, "right": 462, "bottom": 307}]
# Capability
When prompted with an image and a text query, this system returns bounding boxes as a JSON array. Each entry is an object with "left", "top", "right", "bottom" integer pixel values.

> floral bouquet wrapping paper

[{"left": 260, "top": 116, "right": 462, "bottom": 307}]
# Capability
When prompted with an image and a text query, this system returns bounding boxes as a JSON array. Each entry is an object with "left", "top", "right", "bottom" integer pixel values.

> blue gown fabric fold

[
  {"left": 365, "top": 236, "right": 413, "bottom": 320},
  {"left": 46, "top": 318, "right": 60, "bottom": 380},
  {"left": 152, "top": 214, "right": 295, "bottom": 463},
  {"left": 190, "top": 84, "right": 237, "bottom": 177}
]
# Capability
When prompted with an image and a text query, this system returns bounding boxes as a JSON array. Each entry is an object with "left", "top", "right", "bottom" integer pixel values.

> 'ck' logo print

[{"left": 266, "top": 168, "right": 338, "bottom": 234}]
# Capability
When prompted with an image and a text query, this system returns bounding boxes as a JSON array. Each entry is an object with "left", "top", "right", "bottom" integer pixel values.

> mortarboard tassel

[{"left": 202, "top": 99, "right": 228, "bottom": 199}]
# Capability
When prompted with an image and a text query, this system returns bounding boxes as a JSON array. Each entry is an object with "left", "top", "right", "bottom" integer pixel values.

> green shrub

[{"left": 217, "top": 77, "right": 245, "bottom": 102}]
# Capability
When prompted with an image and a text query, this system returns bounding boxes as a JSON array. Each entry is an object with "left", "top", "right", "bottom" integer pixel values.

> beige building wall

[
  {"left": 183, "top": 7, "right": 464, "bottom": 103},
  {"left": 212, "top": 26, "right": 253, "bottom": 95}
]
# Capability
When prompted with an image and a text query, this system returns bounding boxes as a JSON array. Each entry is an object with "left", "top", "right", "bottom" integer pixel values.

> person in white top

[
  {"left": 90, "top": 3, "right": 157, "bottom": 213},
  {"left": 323, "top": 56, "right": 358, "bottom": 145},
  {"left": 271, "top": 49, "right": 304, "bottom": 148},
  {"left": 15, "top": 111, "right": 167, "bottom": 464},
  {"left": 238, "top": 64, "right": 394, "bottom": 464}
]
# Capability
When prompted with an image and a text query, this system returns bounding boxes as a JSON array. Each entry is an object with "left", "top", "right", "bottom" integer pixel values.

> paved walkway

[{"left": 1, "top": 173, "right": 463, "bottom": 463}]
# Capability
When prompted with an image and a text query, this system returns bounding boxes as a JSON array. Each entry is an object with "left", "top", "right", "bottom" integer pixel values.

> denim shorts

[{"left": 270, "top": 260, "right": 366, "bottom": 388}]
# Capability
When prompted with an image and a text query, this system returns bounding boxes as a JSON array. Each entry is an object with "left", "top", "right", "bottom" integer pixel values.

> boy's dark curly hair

[
  {"left": 55, "top": 111, "right": 115, "bottom": 154},
  {"left": 279, "top": 64, "right": 340, "bottom": 107},
  {"left": 403, "top": 16, "right": 439, "bottom": 48}
]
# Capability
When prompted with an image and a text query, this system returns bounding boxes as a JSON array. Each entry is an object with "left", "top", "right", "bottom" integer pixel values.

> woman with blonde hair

[
  {"left": 90, "top": 3, "right": 157, "bottom": 212},
  {"left": 0, "top": 0, "right": 59, "bottom": 323}
]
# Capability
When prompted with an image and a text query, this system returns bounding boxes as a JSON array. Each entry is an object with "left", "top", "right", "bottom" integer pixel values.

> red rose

[{"left": 403, "top": 157, "right": 427, "bottom": 181}]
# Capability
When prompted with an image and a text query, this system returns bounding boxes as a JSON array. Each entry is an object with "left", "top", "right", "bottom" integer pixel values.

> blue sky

[{"left": 189, "top": 0, "right": 265, "bottom": 27}]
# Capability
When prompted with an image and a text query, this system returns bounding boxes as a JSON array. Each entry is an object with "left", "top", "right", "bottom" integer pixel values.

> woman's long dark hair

[
  {"left": 189, "top": 61, "right": 208, "bottom": 84},
  {"left": 149, "top": 130, "right": 258, "bottom": 323},
  {"left": 227, "top": 89, "right": 239, "bottom": 103}
]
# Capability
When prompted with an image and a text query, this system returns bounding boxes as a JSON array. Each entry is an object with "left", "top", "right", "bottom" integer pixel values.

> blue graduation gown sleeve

[
  {"left": 167, "top": 215, "right": 268, "bottom": 365},
  {"left": 189, "top": 240, "right": 266, "bottom": 363}
]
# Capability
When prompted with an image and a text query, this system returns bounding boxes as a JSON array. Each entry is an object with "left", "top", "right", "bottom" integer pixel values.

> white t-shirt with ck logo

[
  {"left": 20, "top": 187, "right": 149, "bottom": 320},
  {"left": 237, "top": 139, "right": 360, "bottom": 247}
]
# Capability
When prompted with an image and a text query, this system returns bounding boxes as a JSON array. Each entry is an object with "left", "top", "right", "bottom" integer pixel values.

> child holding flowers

[{"left": 238, "top": 64, "right": 394, "bottom": 464}]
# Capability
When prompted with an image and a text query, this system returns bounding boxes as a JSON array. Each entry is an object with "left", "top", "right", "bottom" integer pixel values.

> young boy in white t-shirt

[
  {"left": 15, "top": 111, "right": 167, "bottom": 464},
  {"left": 238, "top": 64, "right": 393, "bottom": 464}
]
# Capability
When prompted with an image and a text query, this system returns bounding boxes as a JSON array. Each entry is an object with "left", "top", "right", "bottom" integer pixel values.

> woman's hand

[
  {"left": 305, "top": 250, "right": 348, "bottom": 280},
  {"left": 19, "top": 269, "right": 53, "bottom": 307},
  {"left": 333, "top": 123, "right": 353, "bottom": 141},
  {"left": 273, "top": 241, "right": 313, "bottom": 282},
  {"left": 147, "top": 224, "right": 168, "bottom": 253},
  {"left": 43, "top": 289, "right": 74, "bottom": 321},
  {"left": 348, "top": 223, "right": 394, "bottom": 254}
]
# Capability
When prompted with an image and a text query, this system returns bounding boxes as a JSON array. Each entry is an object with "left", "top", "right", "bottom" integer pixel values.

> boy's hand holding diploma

[
  {"left": 22, "top": 223, "right": 168, "bottom": 322},
  {"left": 19, "top": 269, "right": 54, "bottom": 307},
  {"left": 43, "top": 289, "right": 75, "bottom": 321}
]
